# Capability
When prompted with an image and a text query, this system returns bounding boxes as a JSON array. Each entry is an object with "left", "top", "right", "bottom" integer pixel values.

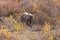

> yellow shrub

[
  {"left": 4, "top": 15, "right": 24, "bottom": 31},
  {"left": 5, "top": 17, "right": 8, "bottom": 21},
  {"left": 43, "top": 22, "right": 50, "bottom": 31},
  {"left": 48, "top": 33, "right": 53, "bottom": 40},
  {"left": 13, "top": 18, "right": 24, "bottom": 31},
  {"left": 3, "top": 29, "right": 11, "bottom": 38},
  {"left": 14, "top": 24, "right": 23, "bottom": 31}
]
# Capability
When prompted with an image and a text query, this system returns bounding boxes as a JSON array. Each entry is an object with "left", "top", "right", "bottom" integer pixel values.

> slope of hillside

[{"left": 0, "top": 0, "right": 60, "bottom": 40}]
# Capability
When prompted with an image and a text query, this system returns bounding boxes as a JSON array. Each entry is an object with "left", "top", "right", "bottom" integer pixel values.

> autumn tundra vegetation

[{"left": 0, "top": 0, "right": 60, "bottom": 40}]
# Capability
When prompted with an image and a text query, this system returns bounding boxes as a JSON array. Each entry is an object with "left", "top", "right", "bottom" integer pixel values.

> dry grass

[
  {"left": 0, "top": 0, "right": 60, "bottom": 40},
  {"left": 0, "top": 15, "right": 55, "bottom": 40}
]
